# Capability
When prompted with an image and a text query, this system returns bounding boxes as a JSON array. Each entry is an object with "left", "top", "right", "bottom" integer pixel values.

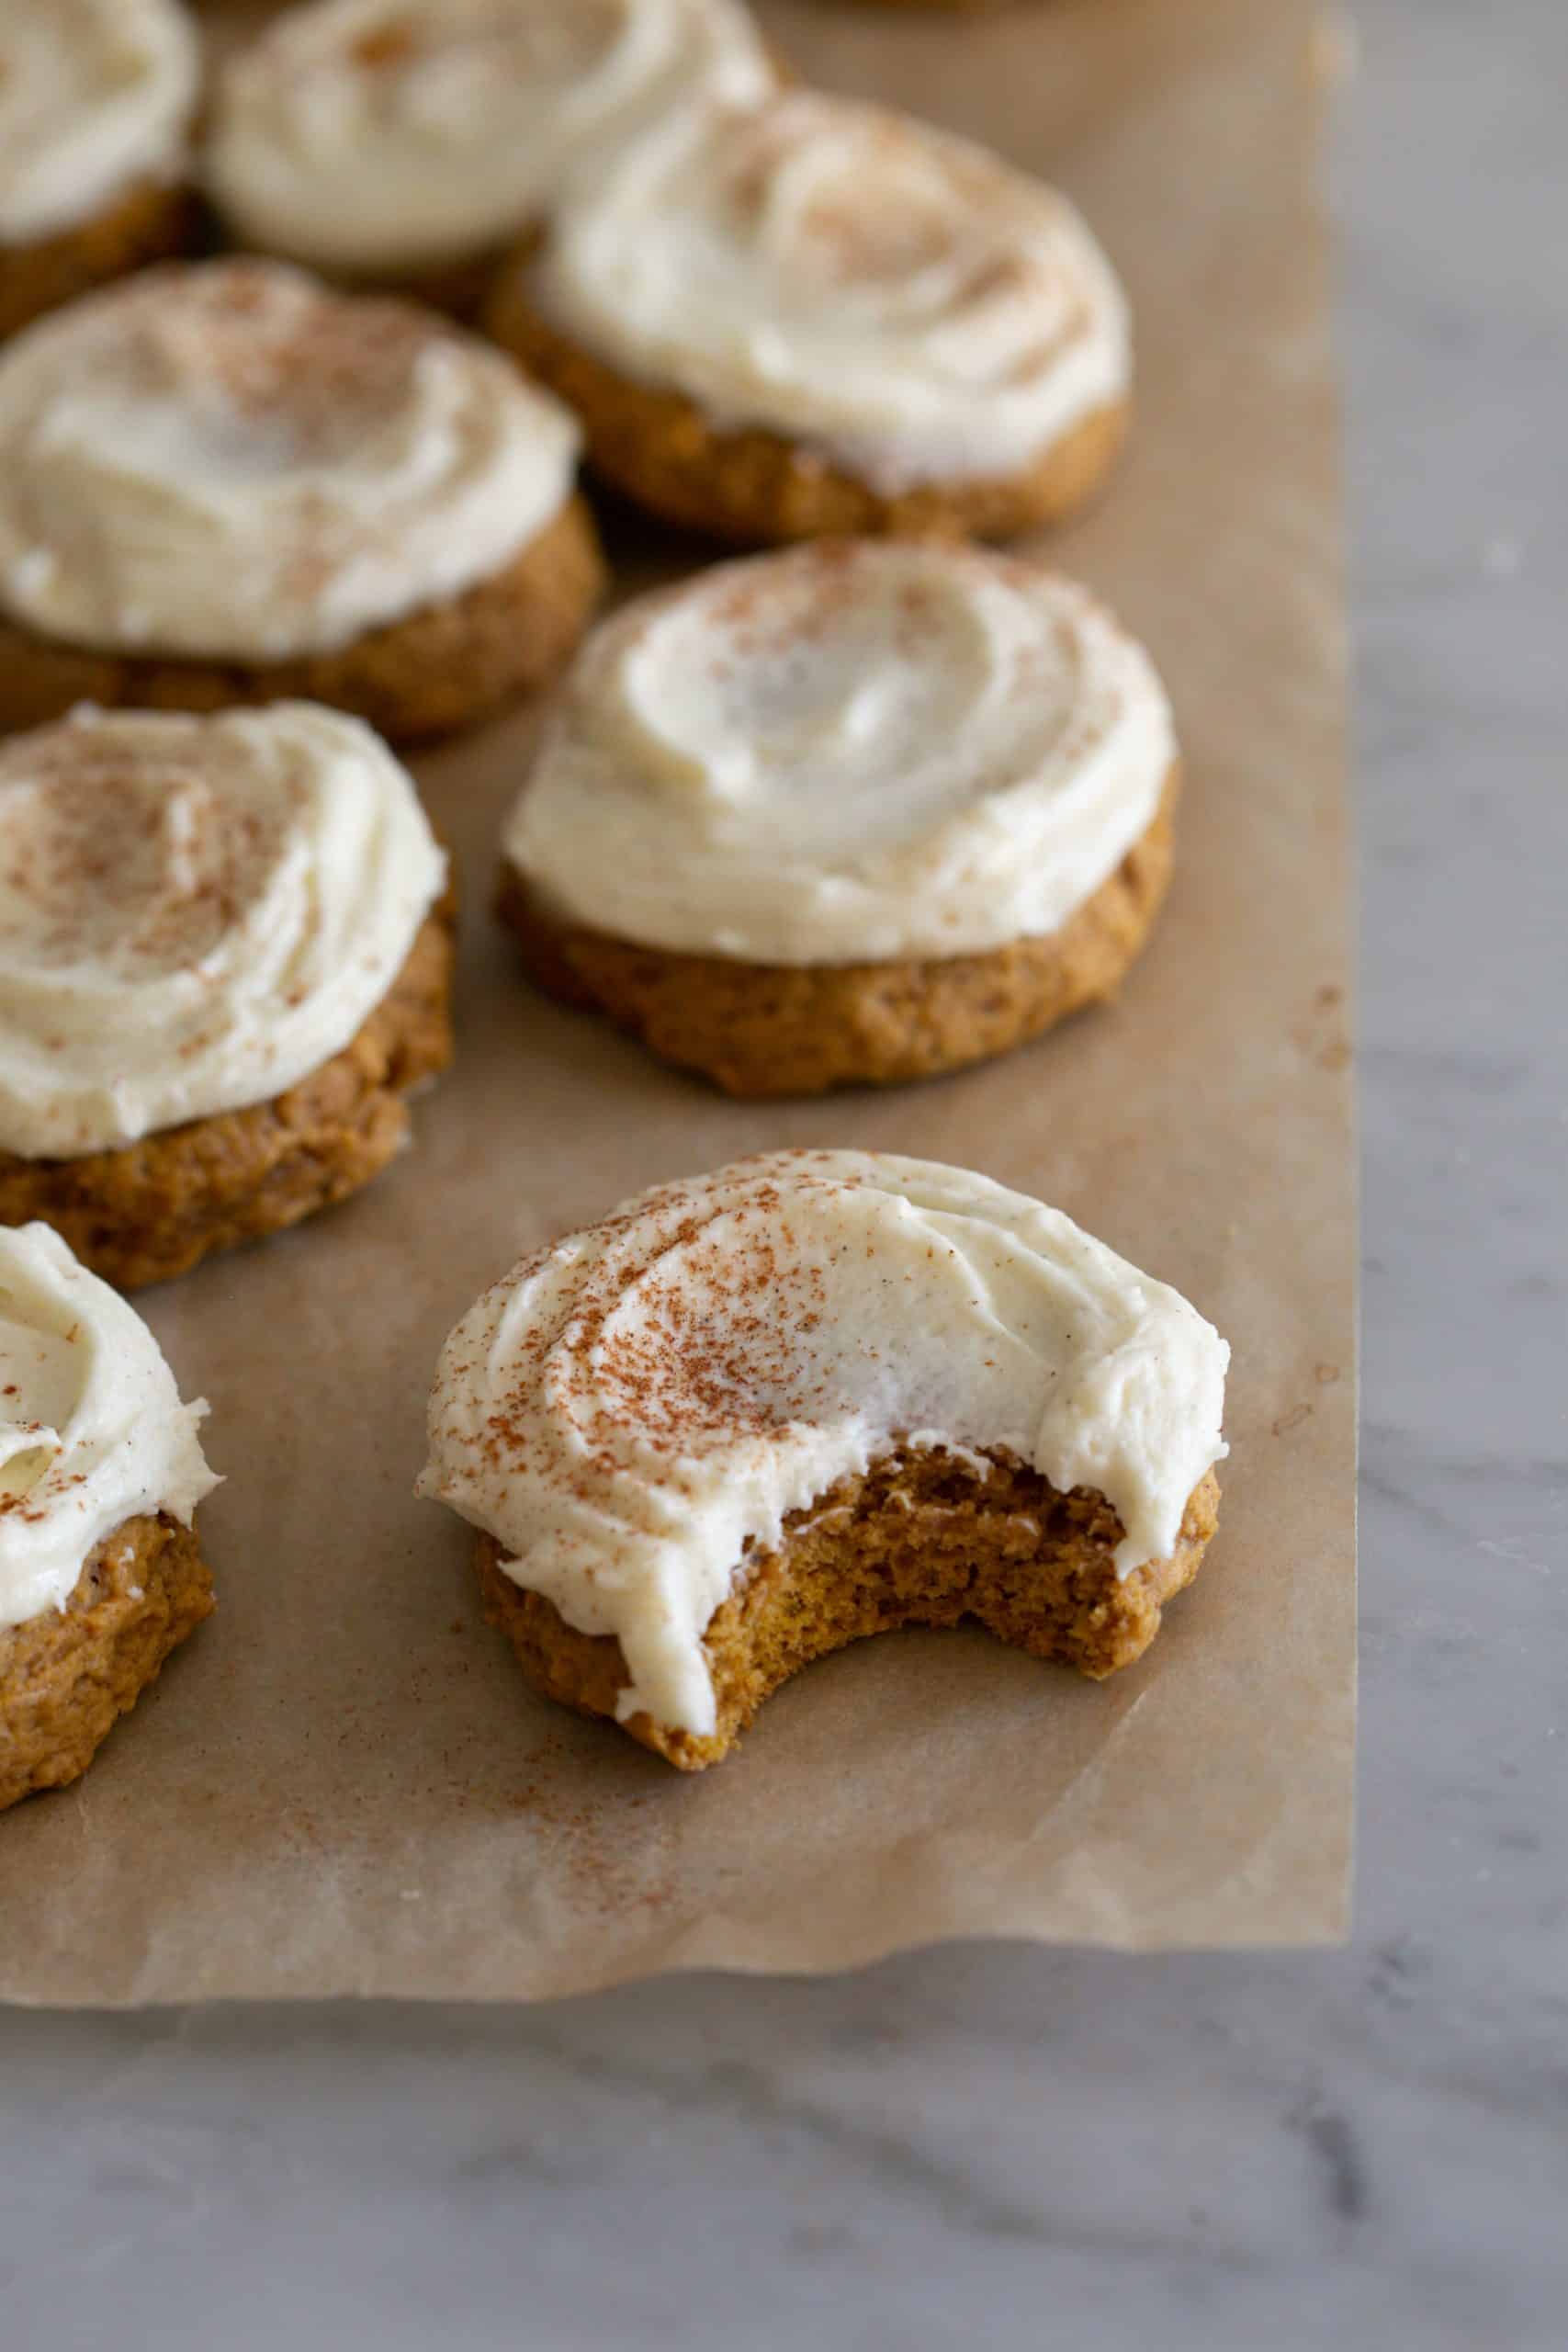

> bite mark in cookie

[
  {"left": 420, "top": 1152, "right": 1230, "bottom": 1767},
  {"left": 477, "top": 1457, "right": 1222, "bottom": 1771}
]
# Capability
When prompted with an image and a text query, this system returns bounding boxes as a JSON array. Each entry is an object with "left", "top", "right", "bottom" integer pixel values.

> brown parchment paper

[{"left": 0, "top": 0, "right": 1354, "bottom": 2003}]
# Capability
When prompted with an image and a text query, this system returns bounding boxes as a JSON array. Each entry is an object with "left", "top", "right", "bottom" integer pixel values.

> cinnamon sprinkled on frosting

[
  {"left": 0, "top": 259, "right": 581, "bottom": 662},
  {"left": 0, "top": 1222, "right": 217, "bottom": 1634},
  {"left": 506, "top": 539, "right": 1177, "bottom": 965},
  {"left": 0, "top": 702, "right": 445, "bottom": 1158},
  {"left": 419, "top": 1152, "right": 1230, "bottom": 1736},
  {"left": 527, "top": 89, "right": 1130, "bottom": 494}
]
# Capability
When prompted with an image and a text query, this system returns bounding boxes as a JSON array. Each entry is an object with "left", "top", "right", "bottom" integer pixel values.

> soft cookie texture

[
  {"left": 500, "top": 541, "right": 1179, "bottom": 1091},
  {"left": 495, "top": 780, "right": 1170, "bottom": 1091},
  {"left": 0, "top": 499, "right": 605, "bottom": 746},
  {"left": 0, "top": 0, "right": 199, "bottom": 340},
  {"left": 0, "top": 704, "right": 456, "bottom": 1285},
  {"left": 0, "top": 1222, "right": 217, "bottom": 1809},
  {"left": 476, "top": 1458, "right": 1222, "bottom": 1770},
  {"left": 487, "top": 277, "right": 1126, "bottom": 545},
  {"left": 499, "top": 779, "right": 1174, "bottom": 1095},
  {"left": 0, "top": 260, "right": 603, "bottom": 741},
  {"left": 0, "top": 907, "right": 456, "bottom": 1289},
  {"left": 420, "top": 1153, "right": 1230, "bottom": 1768},
  {"left": 1, "top": 1514, "right": 213, "bottom": 1811},
  {"left": 489, "top": 92, "right": 1130, "bottom": 544}
]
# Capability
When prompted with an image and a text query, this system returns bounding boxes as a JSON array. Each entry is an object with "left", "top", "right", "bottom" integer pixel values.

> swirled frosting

[
  {"left": 0, "top": 259, "right": 581, "bottom": 662},
  {"left": 506, "top": 540, "right": 1176, "bottom": 963},
  {"left": 528, "top": 91, "right": 1131, "bottom": 492},
  {"left": 419, "top": 1151, "right": 1230, "bottom": 1736},
  {"left": 0, "top": 0, "right": 198, "bottom": 249},
  {"left": 0, "top": 1222, "right": 218, "bottom": 1634},
  {"left": 206, "top": 0, "right": 776, "bottom": 274},
  {"left": 0, "top": 702, "right": 446, "bottom": 1158}
]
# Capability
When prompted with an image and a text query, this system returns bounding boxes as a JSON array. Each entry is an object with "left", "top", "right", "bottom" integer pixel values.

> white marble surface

[{"left": 3, "top": 1, "right": 1565, "bottom": 2343}]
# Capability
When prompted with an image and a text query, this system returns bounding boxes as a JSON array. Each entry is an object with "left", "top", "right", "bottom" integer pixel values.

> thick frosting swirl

[
  {"left": 0, "top": 259, "right": 581, "bottom": 662},
  {"left": 0, "top": 702, "right": 446, "bottom": 1158},
  {"left": 0, "top": 0, "right": 197, "bottom": 248},
  {"left": 529, "top": 92, "right": 1131, "bottom": 492},
  {"left": 0, "top": 1222, "right": 218, "bottom": 1634},
  {"left": 206, "top": 0, "right": 775, "bottom": 273},
  {"left": 419, "top": 1151, "right": 1230, "bottom": 1736},
  {"left": 506, "top": 541, "right": 1176, "bottom": 963}
]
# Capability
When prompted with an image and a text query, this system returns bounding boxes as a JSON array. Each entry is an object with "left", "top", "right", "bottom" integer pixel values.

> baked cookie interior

[
  {"left": 422, "top": 1151, "right": 1230, "bottom": 1769},
  {"left": 478, "top": 1450, "right": 1223, "bottom": 1771}
]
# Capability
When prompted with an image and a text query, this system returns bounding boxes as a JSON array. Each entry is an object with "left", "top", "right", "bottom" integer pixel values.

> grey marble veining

[{"left": 2, "top": 2, "right": 1565, "bottom": 2345}]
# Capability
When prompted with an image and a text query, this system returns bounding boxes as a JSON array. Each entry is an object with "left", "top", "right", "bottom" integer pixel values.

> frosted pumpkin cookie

[
  {"left": 0, "top": 259, "right": 604, "bottom": 744},
  {"left": 487, "top": 90, "right": 1130, "bottom": 544},
  {"left": 205, "top": 0, "right": 777, "bottom": 311},
  {"left": 0, "top": 1222, "right": 218, "bottom": 1812},
  {"left": 500, "top": 539, "right": 1178, "bottom": 1094},
  {"left": 0, "top": 702, "right": 455, "bottom": 1289},
  {"left": 0, "top": 0, "right": 198, "bottom": 345},
  {"left": 419, "top": 1151, "right": 1228, "bottom": 1770}
]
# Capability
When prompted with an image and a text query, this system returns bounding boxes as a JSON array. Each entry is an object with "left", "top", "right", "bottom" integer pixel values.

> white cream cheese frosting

[
  {"left": 206, "top": 0, "right": 776, "bottom": 274},
  {"left": 0, "top": 1222, "right": 218, "bottom": 1634},
  {"left": 506, "top": 540, "right": 1177, "bottom": 964},
  {"left": 528, "top": 91, "right": 1131, "bottom": 493},
  {"left": 419, "top": 1151, "right": 1230, "bottom": 1736},
  {"left": 0, "top": 0, "right": 198, "bottom": 249},
  {"left": 0, "top": 702, "right": 446, "bottom": 1159},
  {"left": 0, "top": 258, "right": 581, "bottom": 662}
]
